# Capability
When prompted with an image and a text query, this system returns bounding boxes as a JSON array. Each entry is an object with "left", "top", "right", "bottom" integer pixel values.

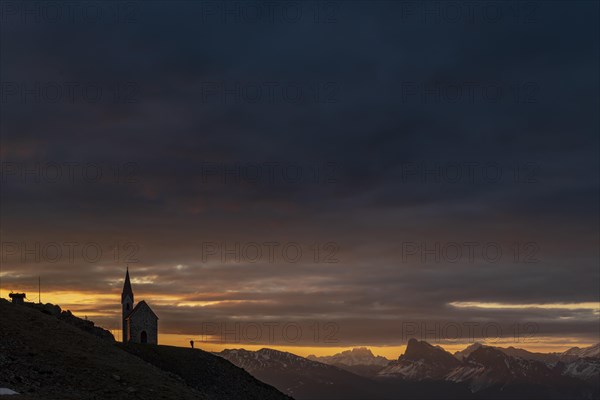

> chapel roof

[{"left": 125, "top": 300, "right": 159, "bottom": 320}]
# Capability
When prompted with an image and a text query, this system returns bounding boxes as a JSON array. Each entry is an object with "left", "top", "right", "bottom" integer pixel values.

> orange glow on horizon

[
  {"left": 158, "top": 334, "right": 598, "bottom": 359},
  {"left": 3, "top": 291, "right": 596, "bottom": 359}
]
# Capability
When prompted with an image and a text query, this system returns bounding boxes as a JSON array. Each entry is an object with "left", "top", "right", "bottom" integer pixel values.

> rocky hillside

[
  {"left": 121, "top": 344, "right": 291, "bottom": 400},
  {"left": 21, "top": 302, "right": 115, "bottom": 341},
  {"left": 0, "top": 299, "right": 289, "bottom": 400}
]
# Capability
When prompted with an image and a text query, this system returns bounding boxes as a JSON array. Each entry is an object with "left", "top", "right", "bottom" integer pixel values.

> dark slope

[
  {"left": 121, "top": 343, "right": 291, "bottom": 400},
  {"left": 0, "top": 299, "right": 289, "bottom": 400}
]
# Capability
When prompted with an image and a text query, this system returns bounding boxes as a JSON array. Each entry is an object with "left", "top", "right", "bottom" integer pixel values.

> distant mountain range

[
  {"left": 379, "top": 339, "right": 462, "bottom": 381},
  {"left": 382, "top": 339, "right": 599, "bottom": 398},
  {"left": 217, "top": 348, "right": 382, "bottom": 399},
  {"left": 308, "top": 347, "right": 391, "bottom": 366},
  {"left": 217, "top": 339, "right": 600, "bottom": 399},
  {"left": 307, "top": 347, "right": 391, "bottom": 378},
  {"left": 455, "top": 342, "right": 600, "bottom": 364}
]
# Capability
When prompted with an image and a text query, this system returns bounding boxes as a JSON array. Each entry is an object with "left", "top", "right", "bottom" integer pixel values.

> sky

[{"left": 0, "top": 1, "right": 598, "bottom": 358}]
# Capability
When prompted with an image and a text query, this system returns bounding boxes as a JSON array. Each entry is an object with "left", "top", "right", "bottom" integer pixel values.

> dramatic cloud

[{"left": 1, "top": 1, "right": 598, "bottom": 352}]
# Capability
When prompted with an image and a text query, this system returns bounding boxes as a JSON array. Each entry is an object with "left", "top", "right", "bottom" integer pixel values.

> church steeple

[
  {"left": 118, "top": 266, "right": 158, "bottom": 344},
  {"left": 121, "top": 266, "right": 134, "bottom": 343},
  {"left": 122, "top": 266, "right": 134, "bottom": 304}
]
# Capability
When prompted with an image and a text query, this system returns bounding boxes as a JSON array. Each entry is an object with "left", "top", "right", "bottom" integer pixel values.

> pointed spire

[{"left": 122, "top": 265, "right": 134, "bottom": 304}]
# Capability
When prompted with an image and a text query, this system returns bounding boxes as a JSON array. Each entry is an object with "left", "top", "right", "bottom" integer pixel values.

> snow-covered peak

[
  {"left": 454, "top": 342, "right": 485, "bottom": 360},
  {"left": 561, "top": 343, "right": 600, "bottom": 359},
  {"left": 307, "top": 347, "right": 390, "bottom": 366}
]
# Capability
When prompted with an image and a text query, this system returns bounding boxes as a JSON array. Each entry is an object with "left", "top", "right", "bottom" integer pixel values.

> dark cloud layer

[{"left": 1, "top": 1, "right": 598, "bottom": 347}]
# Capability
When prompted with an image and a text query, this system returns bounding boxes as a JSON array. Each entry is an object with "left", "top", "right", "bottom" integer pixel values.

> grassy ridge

[{"left": 0, "top": 299, "right": 289, "bottom": 400}]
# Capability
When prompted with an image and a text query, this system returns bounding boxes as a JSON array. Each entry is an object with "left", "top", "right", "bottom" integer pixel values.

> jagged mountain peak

[
  {"left": 401, "top": 339, "right": 459, "bottom": 365},
  {"left": 463, "top": 345, "right": 510, "bottom": 366},
  {"left": 347, "top": 347, "right": 374, "bottom": 354},
  {"left": 378, "top": 339, "right": 460, "bottom": 380},
  {"left": 454, "top": 342, "right": 486, "bottom": 360},
  {"left": 562, "top": 343, "right": 600, "bottom": 359},
  {"left": 307, "top": 347, "right": 391, "bottom": 367}
]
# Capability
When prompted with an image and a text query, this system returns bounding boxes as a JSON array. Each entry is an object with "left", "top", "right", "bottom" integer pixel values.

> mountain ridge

[
  {"left": 307, "top": 347, "right": 390, "bottom": 366},
  {"left": 0, "top": 299, "right": 290, "bottom": 400},
  {"left": 378, "top": 339, "right": 599, "bottom": 398}
]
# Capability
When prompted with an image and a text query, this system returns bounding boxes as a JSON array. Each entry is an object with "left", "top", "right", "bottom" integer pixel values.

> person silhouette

[{"left": 190, "top": 340, "right": 194, "bottom": 349}]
